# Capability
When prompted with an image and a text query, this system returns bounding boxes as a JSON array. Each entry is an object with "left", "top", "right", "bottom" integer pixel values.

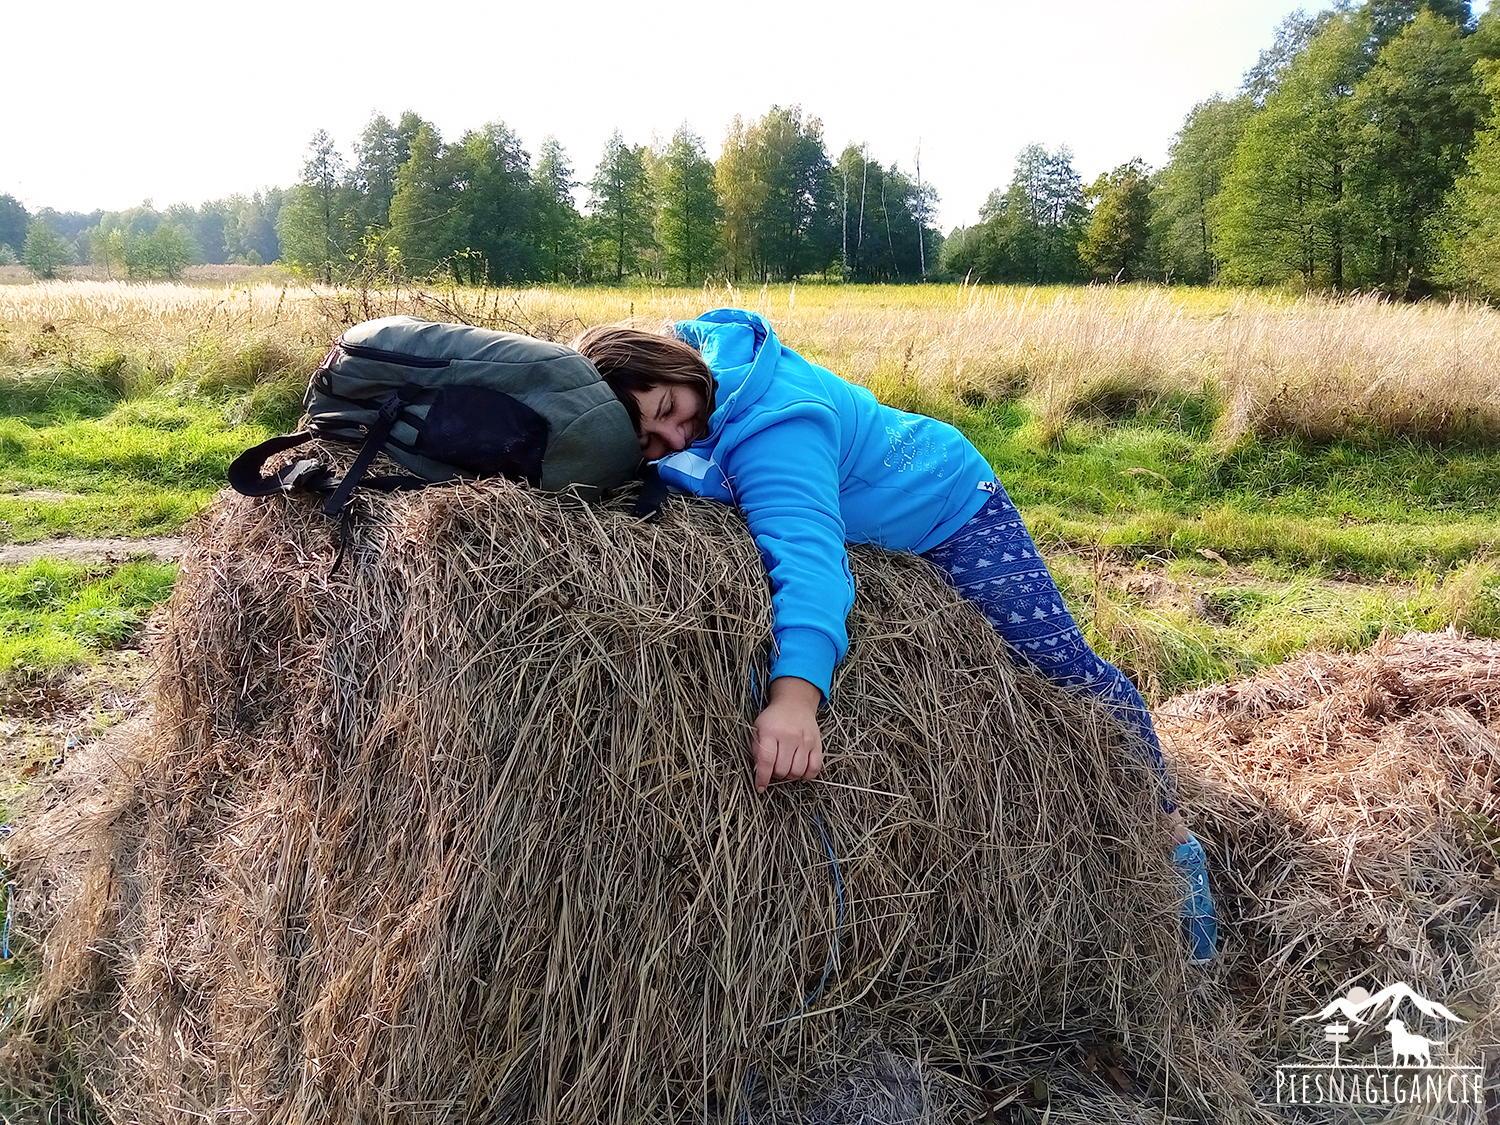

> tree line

[
  {"left": 0, "top": 191, "right": 283, "bottom": 281},
  {"left": 2, "top": 105, "right": 937, "bottom": 286},
  {"left": 945, "top": 0, "right": 1500, "bottom": 298},
  {"left": 0, "top": 106, "right": 940, "bottom": 287},
  {"left": 7, "top": 0, "right": 1500, "bottom": 299},
  {"left": 279, "top": 106, "right": 941, "bottom": 286}
]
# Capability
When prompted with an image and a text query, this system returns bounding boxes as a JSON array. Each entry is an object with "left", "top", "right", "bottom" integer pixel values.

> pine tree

[
  {"left": 534, "top": 136, "right": 583, "bottom": 283},
  {"left": 655, "top": 125, "right": 721, "bottom": 285},
  {"left": 587, "top": 130, "right": 655, "bottom": 282}
]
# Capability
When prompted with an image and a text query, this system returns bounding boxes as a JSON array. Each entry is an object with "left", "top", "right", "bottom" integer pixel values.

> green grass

[
  {"left": 923, "top": 393, "right": 1500, "bottom": 580},
  {"left": 0, "top": 558, "right": 177, "bottom": 681},
  {"left": 0, "top": 285, "right": 1497, "bottom": 698},
  {"left": 1044, "top": 555, "right": 1500, "bottom": 703},
  {"left": 0, "top": 371, "right": 297, "bottom": 543},
  {"left": 4, "top": 280, "right": 1499, "bottom": 1124},
  {"left": 875, "top": 378, "right": 1500, "bottom": 699}
]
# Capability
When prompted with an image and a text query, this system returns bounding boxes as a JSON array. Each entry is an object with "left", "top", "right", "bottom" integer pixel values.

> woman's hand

[
  {"left": 1166, "top": 807, "right": 1191, "bottom": 846},
  {"left": 751, "top": 676, "right": 824, "bottom": 793}
]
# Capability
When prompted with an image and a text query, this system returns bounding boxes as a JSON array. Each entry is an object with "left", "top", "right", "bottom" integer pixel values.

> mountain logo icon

[{"left": 1297, "top": 983, "right": 1466, "bottom": 1028}]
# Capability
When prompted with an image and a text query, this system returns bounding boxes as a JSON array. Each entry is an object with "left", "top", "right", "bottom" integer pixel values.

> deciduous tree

[
  {"left": 354, "top": 111, "right": 425, "bottom": 232},
  {"left": 1346, "top": 9, "right": 1483, "bottom": 293},
  {"left": 1152, "top": 96, "right": 1252, "bottom": 282},
  {"left": 744, "top": 106, "right": 836, "bottom": 280},
  {"left": 451, "top": 121, "right": 538, "bottom": 283},
  {"left": 1080, "top": 159, "right": 1155, "bottom": 282},
  {"left": 1430, "top": 51, "right": 1500, "bottom": 296},
  {"left": 835, "top": 145, "right": 937, "bottom": 282},
  {"left": 223, "top": 191, "right": 281, "bottom": 265},
  {"left": 953, "top": 145, "right": 1086, "bottom": 283},
  {"left": 22, "top": 220, "right": 71, "bottom": 278},
  {"left": 278, "top": 130, "right": 359, "bottom": 283},
  {"left": 715, "top": 116, "right": 768, "bottom": 281},
  {"left": 389, "top": 123, "right": 469, "bottom": 278},
  {"left": 1215, "top": 11, "right": 1371, "bottom": 289},
  {"left": 123, "top": 224, "right": 195, "bottom": 279}
]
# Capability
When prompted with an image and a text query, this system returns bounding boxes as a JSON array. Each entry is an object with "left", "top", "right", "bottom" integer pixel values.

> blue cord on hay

[
  {"left": 741, "top": 809, "right": 848, "bottom": 1123},
  {"left": 1, "top": 867, "right": 15, "bottom": 1033},
  {"left": 738, "top": 666, "right": 849, "bottom": 1121}
]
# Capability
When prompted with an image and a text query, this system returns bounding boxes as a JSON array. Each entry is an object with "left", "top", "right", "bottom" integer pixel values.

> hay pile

[
  {"left": 1158, "top": 630, "right": 1500, "bottom": 1098},
  {"left": 2, "top": 481, "right": 1217, "bottom": 1124}
]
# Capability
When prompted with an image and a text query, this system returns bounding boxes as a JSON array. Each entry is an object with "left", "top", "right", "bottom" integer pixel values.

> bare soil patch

[
  {"left": 0, "top": 649, "right": 150, "bottom": 809},
  {"left": 0, "top": 537, "right": 184, "bottom": 566},
  {"left": 5, "top": 491, "right": 81, "bottom": 503}
]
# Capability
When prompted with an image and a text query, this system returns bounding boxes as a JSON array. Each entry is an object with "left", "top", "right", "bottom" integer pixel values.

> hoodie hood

[
  {"left": 673, "top": 309, "right": 779, "bottom": 439},
  {"left": 657, "top": 309, "right": 779, "bottom": 501}
]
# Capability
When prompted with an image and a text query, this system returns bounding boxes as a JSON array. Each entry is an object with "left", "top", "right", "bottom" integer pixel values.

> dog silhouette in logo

[{"left": 1385, "top": 1019, "right": 1441, "bottom": 1066}]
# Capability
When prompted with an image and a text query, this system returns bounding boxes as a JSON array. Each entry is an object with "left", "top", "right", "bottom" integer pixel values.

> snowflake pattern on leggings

[{"left": 921, "top": 484, "right": 1177, "bottom": 811}]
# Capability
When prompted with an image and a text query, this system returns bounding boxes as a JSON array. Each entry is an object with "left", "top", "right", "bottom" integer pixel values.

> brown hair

[{"left": 573, "top": 325, "right": 716, "bottom": 438}]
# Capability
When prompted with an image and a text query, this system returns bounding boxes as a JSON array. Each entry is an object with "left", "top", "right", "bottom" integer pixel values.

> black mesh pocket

[{"left": 416, "top": 385, "right": 548, "bottom": 484}]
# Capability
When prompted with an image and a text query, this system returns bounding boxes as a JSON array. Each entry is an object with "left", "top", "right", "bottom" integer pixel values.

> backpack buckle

[{"left": 282, "top": 459, "right": 323, "bottom": 490}]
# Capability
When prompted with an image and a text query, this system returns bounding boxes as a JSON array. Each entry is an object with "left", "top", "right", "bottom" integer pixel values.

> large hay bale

[{"left": 3, "top": 481, "right": 1215, "bottom": 1124}]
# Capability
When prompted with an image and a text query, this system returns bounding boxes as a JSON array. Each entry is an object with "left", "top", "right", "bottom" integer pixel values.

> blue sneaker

[{"left": 1174, "top": 834, "right": 1218, "bottom": 965}]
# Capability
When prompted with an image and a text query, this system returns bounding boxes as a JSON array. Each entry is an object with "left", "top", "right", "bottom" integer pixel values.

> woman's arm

[
  {"left": 725, "top": 409, "right": 852, "bottom": 697},
  {"left": 721, "top": 408, "right": 852, "bottom": 790}
]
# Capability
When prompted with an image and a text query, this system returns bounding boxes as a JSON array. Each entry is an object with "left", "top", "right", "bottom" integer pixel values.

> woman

[{"left": 575, "top": 308, "right": 1217, "bottom": 962}]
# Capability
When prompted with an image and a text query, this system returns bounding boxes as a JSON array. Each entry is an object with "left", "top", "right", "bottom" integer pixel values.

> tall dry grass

[
  {"left": 752, "top": 285, "right": 1500, "bottom": 445},
  {"left": 3, "top": 280, "right": 1499, "bottom": 444}
]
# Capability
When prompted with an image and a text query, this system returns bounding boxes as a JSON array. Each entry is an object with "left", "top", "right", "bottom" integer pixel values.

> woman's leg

[
  {"left": 921, "top": 484, "right": 1178, "bottom": 812},
  {"left": 924, "top": 485, "right": 1217, "bottom": 961}
]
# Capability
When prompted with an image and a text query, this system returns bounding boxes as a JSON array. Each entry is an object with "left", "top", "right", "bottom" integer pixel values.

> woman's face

[{"left": 631, "top": 383, "right": 706, "bottom": 461}]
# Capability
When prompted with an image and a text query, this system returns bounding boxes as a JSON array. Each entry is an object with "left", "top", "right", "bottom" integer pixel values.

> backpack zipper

[{"left": 338, "top": 341, "right": 451, "bottom": 368}]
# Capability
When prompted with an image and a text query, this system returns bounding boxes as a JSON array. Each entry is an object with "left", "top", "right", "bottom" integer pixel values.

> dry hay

[
  {"left": 1, "top": 480, "right": 1222, "bottom": 1125},
  {"left": 1158, "top": 631, "right": 1500, "bottom": 1111}
]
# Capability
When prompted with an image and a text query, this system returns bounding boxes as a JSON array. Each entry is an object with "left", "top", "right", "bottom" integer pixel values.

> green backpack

[{"left": 230, "top": 316, "right": 651, "bottom": 517}]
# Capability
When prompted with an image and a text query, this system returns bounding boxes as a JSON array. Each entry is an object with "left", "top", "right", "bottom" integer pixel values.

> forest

[{"left": 4, "top": 0, "right": 1500, "bottom": 299}]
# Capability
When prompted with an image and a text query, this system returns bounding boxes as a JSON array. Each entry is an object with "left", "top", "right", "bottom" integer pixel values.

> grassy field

[
  {"left": 1, "top": 279, "right": 1499, "bottom": 1118},
  {"left": 0, "top": 278, "right": 1496, "bottom": 704}
]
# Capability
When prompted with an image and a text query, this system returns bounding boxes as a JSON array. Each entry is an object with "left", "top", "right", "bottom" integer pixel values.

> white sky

[{"left": 2, "top": 0, "right": 1489, "bottom": 230}]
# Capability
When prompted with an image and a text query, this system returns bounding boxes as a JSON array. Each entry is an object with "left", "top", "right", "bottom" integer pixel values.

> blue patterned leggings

[{"left": 921, "top": 484, "right": 1177, "bottom": 812}]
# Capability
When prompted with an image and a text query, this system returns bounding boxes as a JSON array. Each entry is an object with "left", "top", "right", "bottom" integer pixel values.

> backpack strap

[
  {"left": 633, "top": 463, "right": 669, "bottom": 521},
  {"left": 228, "top": 385, "right": 432, "bottom": 514},
  {"left": 317, "top": 385, "right": 420, "bottom": 517},
  {"left": 228, "top": 432, "right": 335, "bottom": 497}
]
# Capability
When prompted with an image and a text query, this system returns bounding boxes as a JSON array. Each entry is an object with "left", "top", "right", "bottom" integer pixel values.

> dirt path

[{"left": 0, "top": 536, "right": 185, "bottom": 566}]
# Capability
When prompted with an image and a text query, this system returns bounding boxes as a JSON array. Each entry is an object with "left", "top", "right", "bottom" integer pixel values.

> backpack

[{"left": 230, "top": 316, "right": 660, "bottom": 518}]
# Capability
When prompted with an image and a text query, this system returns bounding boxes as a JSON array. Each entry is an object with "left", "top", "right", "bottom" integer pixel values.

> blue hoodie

[{"left": 657, "top": 309, "right": 994, "bottom": 699}]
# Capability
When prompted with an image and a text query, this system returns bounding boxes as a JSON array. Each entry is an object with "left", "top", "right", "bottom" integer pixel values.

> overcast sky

[{"left": 3, "top": 0, "right": 1489, "bottom": 230}]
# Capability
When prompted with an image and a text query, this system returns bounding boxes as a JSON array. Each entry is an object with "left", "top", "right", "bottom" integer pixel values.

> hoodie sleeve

[{"left": 720, "top": 402, "right": 853, "bottom": 703}]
